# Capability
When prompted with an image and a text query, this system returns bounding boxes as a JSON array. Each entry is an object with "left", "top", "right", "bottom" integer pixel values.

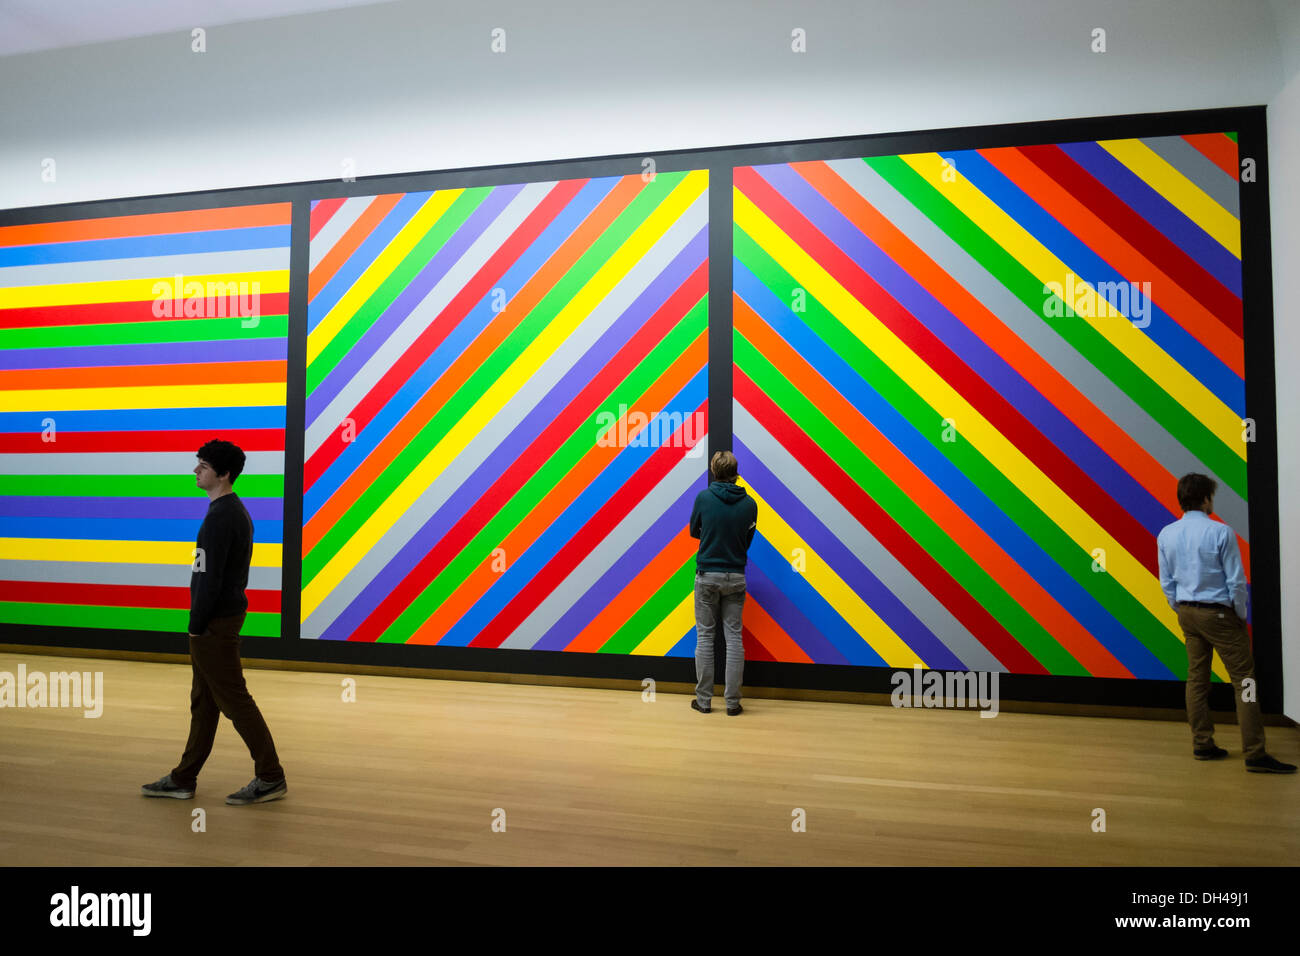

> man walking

[
  {"left": 1157, "top": 473, "right": 1294, "bottom": 773},
  {"left": 688, "top": 450, "right": 758, "bottom": 716},
  {"left": 141, "top": 439, "right": 289, "bottom": 804}
]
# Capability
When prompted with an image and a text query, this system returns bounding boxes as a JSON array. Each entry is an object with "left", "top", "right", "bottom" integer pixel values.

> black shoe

[
  {"left": 1194, "top": 745, "right": 1228, "bottom": 760},
  {"left": 226, "top": 776, "right": 288, "bottom": 805},
  {"left": 691, "top": 699, "right": 711, "bottom": 714},
  {"left": 141, "top": 774, "right": 194, "bottom": 799},
  {"left": 727, "top": 704, "right": 743, "bottom": 716},
  {"left": 1245, "top": 754, "right": 1297, "bottom": 774}
]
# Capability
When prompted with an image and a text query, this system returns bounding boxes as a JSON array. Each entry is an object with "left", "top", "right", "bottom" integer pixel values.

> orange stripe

[
  {"left": 307, "top": 193, "right": 405, "bottom": 301},
  {"left": 1182, "top": 134, "right": 1238, "bottom": 179},
  {"left": 0, "top": 204, "right": 291, "bottom": 248},
  {"left": 409, "top": 333, "right": 707, "bottom": 646},
  {"left": 0, "top": 360, "right": 285, "bottom": 390},
  {"left": 304, "top": 176, "right": 647, "bottom": 554},
  {"left": 744, "top": 599, "right": 813, "bottom": 663},
  {"left": 566, "top": 529, "right": 696, "bottom": 652},
  {"left": 979, "top": 146, "right": 1243, "bottom": 376},
  {"left": 735, "top": 296, "right": 1132, "bottom": 677}
]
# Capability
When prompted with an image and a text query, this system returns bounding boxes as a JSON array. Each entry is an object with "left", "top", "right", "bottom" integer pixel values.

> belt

[{"left": 1179, "top": 600, "right": 1231, "bottom": 610}]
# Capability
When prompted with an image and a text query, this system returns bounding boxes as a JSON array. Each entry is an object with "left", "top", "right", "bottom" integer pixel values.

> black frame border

[{"left": 0, "top": 105, "right": 1279, "bottom": 713}]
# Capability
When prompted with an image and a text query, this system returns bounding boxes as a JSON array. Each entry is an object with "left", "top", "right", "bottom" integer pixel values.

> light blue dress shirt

[{"left": 1156, "top": 510, "right": 1248, "bottom": 620}]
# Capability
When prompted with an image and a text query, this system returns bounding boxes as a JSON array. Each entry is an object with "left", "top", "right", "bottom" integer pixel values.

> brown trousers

[
  {"left": 1178, "top": 604, "right": 1266, "bottom": 760},
  {"left": 170, "top": 612, "right": 284, "bottom": 787}
]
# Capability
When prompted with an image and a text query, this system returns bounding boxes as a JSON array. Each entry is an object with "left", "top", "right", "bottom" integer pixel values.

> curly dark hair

[{"left": 197, "top": 439, "right": 246, "bottom": 485}]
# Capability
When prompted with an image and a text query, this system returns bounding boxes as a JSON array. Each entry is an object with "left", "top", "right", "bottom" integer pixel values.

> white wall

[
  {"left": 1266, "top": 0, "right": 1300, "bottom": 722},
  {"left": 1, "top": 0, "right": 1296, "bottom": 717}
]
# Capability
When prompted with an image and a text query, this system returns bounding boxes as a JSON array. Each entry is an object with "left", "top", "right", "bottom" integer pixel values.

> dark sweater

[
  {"left": 189, "top": 492, "right": 254, "bottom": 635},
  {"left": 689, "top": 480, "right": 757, "bottom": 573}
]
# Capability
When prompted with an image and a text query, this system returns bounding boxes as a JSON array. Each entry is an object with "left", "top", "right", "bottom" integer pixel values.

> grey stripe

[
  {"left": 1140, "top": 134, "right": 1239, "bottom": 219},
  {"left": 736, "top": 402, "right": 1002, "bottom": 672},
  {"left": 824, "top": 157, "right": 1249, "bottom": 540},
  {"left": 500, "top": 448, "right": 705, "bottom": 649},
  {"left": 305, "top": 180, "right": 557, "bottom": 454},
  {"left": 309, "top": 195, "right": 372, "bottom": 272},
  {"left": 0, "top": 248, "right": 288, "bottom": 288},
  {"left": 0, "top": 559, "right": 281, "bottom": 590},
  {"left": 303, "top": 189, "right": 709, "bottom": 638},
  {"left": 0, "top": 451, "right": 285, "bottom": 474}
]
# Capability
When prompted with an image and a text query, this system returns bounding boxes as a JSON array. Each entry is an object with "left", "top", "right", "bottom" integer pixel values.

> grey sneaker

[
  {"left": 226, "top": 777, "right": 287, "bottom": 805},
  {"left": 141, "top": 774, "right": 194, "bottom": 799}
]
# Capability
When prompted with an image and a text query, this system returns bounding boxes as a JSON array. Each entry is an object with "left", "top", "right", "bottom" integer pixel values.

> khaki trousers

[{"left": 1177, "top": 604, "right": 1266, "bottom": 760}]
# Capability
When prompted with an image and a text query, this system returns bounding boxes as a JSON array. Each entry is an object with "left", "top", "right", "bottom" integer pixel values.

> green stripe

[
  {"left": 304, "top": 171, "right": 692, "bottom": 585},
  {"left": 1225, "top": 132, "right": 1238, "bottom": 143},
  {"left": 0, "top": 315, "right": 287, "bottom": 351},
  {"left": 380, "top": 295, "right": 707, "bottom": 643},
  {"left": 735, "top": 225, "right": 1187, "bottom": 676},
  {"left": 0, "top": 475, "right": 284, "bottom": 497},
  {"left": 864, "top": 154, "right": 1246, "bottom": 498},
  {"left": 306, "top": 188, "right": 493, "bottom": 394},
  {"left": 599, "top": 556, "right": 694, "bottom": 654},
  {"left": 0, "top": 603, "right": 279, "bottom": 637}
]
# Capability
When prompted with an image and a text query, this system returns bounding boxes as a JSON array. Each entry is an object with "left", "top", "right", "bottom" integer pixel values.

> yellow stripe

[
  {"left": 0, "top": 271, "right": 289, "bottom": 309},
  {"left": 1099, "top": 139, "right": 1241, "bottom": 257},
  {"left": 901, "top": 152, "right": 1244, "bottom": 462},
  {"left": 306, "top": 190, "right": 465, "bottom": 365},
  {"left": 735, "top": 187, "right": 1184, "bottom": 643},
  {"left": 631, "top": 592, "right": 697, "bottom": 656},
  {"left": 0, "top": 383, "right": 285, "bottom": 412},
  {"left": 0, "top": 538, "right": 281, "bottom": 567},
  {"left": 302, "top": 171, "right": 710, "bottom": 618},
  {"left": 743, "top": 480, "right": 926, "bottom": 667}
]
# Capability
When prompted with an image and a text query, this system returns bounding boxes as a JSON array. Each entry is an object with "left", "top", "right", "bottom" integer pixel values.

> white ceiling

[{"left": 0, "top": 0, "right": 400, "bottom": 57}]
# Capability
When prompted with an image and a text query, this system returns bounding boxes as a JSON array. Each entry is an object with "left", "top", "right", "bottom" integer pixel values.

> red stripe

[
  {"left": 0, "top": 580, "right": 281, "bottom": 613},
  {"left": 0, "top": 293, "right": 291, "bottom": 330},
  {"left": 736, "top": 368, "right": 1047, "bottom": 674},
  {"left": 1182, "top": 134, "right": 1238, "bottom": 179},
  {"left": 1018, "top": 144, "right": 1242, "bottom": 339},
  {"left": 342, "top": 266, "right": 707, "bottom": 643},
  {"left": 309, "top": 198, "right": 347, "bottom": 242},
  {"left": 737, "top": 165, "right": 1158, "bottom": 575},
  {"left": 0, "top": 429, "right": 284, "bottom": 453},
  {"left": 304, "top": 179, "right": 589, "bottom": 490},
  {"left": 470, "top": 399, "right": 706, "bottom": 648}
]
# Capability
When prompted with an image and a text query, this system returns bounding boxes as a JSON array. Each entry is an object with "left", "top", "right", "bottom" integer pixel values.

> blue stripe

[
  {"left": 0, "top": 516, "right": 283, "bottom": 544},
  {"left": 0, "top": 226, "right": 291, "bottom": 268},
  {"left": 0, "top": 406, "right": 285, "bottom": 432}
]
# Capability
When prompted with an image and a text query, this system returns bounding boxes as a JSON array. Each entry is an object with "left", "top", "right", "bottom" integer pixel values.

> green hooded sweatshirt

[{"left": 689, "top": 480, "right": 758, "bottom": 573}]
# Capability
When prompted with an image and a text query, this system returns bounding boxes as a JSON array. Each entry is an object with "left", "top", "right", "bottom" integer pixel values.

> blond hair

[{"left": 710, "top": 450, "right": 738, "bottom": 483}]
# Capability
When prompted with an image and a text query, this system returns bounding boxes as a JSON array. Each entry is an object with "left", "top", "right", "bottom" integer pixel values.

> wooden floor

[{"left": 2, "top": 650, "right": 1297, "bottom": 866}]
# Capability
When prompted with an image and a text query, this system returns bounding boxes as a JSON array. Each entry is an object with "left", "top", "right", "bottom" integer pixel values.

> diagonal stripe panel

[
  {"left": 303, "top": 172, "right": 711, "bottom": 652},
  {"left": 734, "top": 132, "right": 1244, "bottom": 680}
]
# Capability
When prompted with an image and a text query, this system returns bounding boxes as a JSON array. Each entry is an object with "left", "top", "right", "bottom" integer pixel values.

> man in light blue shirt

[{"left": 1157, "top": 473, "right": 1294, "bottom": 773}]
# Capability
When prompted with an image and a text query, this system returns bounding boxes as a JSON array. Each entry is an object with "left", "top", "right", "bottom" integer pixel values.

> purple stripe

[
  {"left": 735, "top": 434, "right": 962, "bottom": 669},
  {"left": 0, "top": 496, "right": 281, "bottom": 520},
  {"left": 317, "top": 228, "right": 708, "bottom": 642},
  {"left": 0, "top": 338, "right": 287, "bottom": 371},
  {"left": 306, "top": 183, "right": 527, "bottom": 422},
  {"left": 534, "top": 479, "right": 700, "bottom": 651},
  {"left": 743, "top": 557, "right": 848, "bottom": 664}
]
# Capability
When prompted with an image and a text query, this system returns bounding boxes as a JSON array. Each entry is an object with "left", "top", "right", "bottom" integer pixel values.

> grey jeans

[{"left": 694, "top": 570, "right": 746, "bottom": 709}]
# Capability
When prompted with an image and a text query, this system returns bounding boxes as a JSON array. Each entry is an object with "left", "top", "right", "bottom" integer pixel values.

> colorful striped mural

[
  {"left": 302, "top": 171, "right": 710, "bottom": 651},
  {"left": 733, "top": 133, "right": 1245, "bottom": 679},
  {"left": 0, "top": 204, "right": 291, "bottom": 637}
]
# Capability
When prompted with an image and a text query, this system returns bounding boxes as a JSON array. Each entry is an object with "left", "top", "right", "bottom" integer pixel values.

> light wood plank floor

[{"left": 2, "top": 651, "right": 1297, "bottom": 866}]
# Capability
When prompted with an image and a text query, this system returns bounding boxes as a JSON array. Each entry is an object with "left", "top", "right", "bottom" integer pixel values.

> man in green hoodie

[{"left": 689, "top": 450, "right": 758, "bottom": 716}]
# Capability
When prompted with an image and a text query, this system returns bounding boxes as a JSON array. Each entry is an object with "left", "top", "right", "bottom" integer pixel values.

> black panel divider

[{"left": 0, "top": 105, "right": 1281, "bottom": 714}]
